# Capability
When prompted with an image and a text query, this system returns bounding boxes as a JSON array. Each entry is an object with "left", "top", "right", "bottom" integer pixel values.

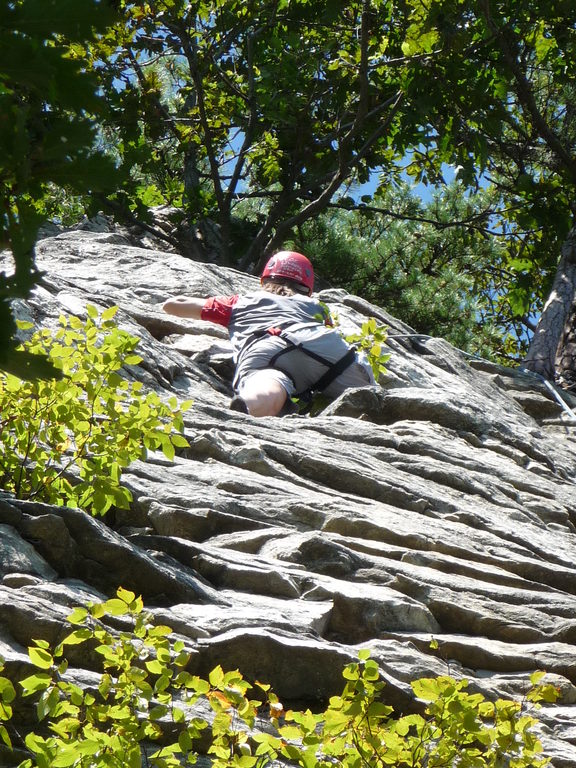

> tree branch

[
  {"left": 97, "top": 196, "right": 182, "bottom": 250},
  {"left": 479, "top": 0, "right": 576, "bottom": 184}
]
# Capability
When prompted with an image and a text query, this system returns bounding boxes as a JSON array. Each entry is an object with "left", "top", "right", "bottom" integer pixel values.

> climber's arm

[
  {"left": 162, "top": 296, "right": 206, "bottom": 319},
  {"left": 163, "top": 294, "right": 238, "bottom": 326}
]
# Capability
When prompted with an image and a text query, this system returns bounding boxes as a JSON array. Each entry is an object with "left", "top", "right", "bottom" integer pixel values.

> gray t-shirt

[{"left": 226, "top": 291, "right": 330, "bottom": 360}]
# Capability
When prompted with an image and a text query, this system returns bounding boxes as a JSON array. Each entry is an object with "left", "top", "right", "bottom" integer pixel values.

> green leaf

[
  {"left": 323, "top": 708, "right": 350, "bottom": 734},
  {"left": 101, "top": 306, "right": 119, "bottom": 321},
  {"left": 52, "top": 746, "right": 85, "bottom": 767},
  {"left": 342, "top": 663, "right": 359, "bottom": 681},
  {"left": 146, "top": 660, "right": 165, "bottom": 675},
  {"left": 530, "top": 670, "right": 546, "bottom": 685},
  {"left": 0, "top": 677, "right": 15, "bottom": 704},
  {"left": 187, "top": 676, "right": 210, "bottom": 695},
  {"left": 66, "top": 607, "right": 89, "bottom": 626},
  {"left": 179, "top": 729, "right": 194, "bottom": 753},
  {"left": 411, "top": 677, "right": 443, "bottom": 702},
  {"left": 123, "top": 354, "right": 142, "bottom": 365},
  {"left": 209, "top": 666, "right": 225, "bottom": 687},
  {"left": 116, "top": 586, "right": 137, "bottom": 605},
  {"left": 37, "top": 685, "right": 60, "bottom": 720},
  {"left": 148, "top": 624, "right": 173, "bottom": 638},
  {"left": 362, "top": 659, "right": 380, "bottom": 680},
  {"left": 20, "top": 672, "right": 52, "bottom": 695},
  {"left": 0, "top": 724, "right": 12, "bottom": 749},
  {"left": 161, "top": 437, "right": 176, "bottom": 461},
  {"left": 60, "top": 628, "right": 92, "bottom": 646},
  {"left": 102, "top": 598, "right": 129, "bottom": 616},
  {"left": 28, "top": 646, "right": 53, "bottom": 670}
]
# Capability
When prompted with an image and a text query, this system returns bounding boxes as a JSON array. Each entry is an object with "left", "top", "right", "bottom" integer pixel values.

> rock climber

[{"left": 162, "top": 250, "right": 374, "bottom": 417}]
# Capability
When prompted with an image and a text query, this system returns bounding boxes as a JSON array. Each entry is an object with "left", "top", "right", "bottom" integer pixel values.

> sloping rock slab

[{"left": 1, "top": 231, "right": 576, "bottom": 765}]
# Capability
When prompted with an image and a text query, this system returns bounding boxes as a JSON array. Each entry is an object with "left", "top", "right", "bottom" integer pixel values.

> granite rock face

[{"left": 2, "top": 226, "right": 576, "bottom": 764}]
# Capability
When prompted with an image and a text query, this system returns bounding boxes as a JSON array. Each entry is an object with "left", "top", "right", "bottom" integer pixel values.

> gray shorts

[{"left": 234, "top": 326, "right": 375, "bottom": 398}]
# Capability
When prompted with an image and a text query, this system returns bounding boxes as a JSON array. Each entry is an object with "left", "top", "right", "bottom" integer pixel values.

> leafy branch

[
  {"left": 0, "top": 306, "right": 191, "bottom": 516},
  {"left": 0, "top": 588, "right": 557, "bottom": 768}
]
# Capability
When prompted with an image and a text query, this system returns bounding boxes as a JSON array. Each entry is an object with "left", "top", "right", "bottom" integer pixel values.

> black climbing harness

[{"left": 247, "top": 323, "right": 357, "bottom": 399}]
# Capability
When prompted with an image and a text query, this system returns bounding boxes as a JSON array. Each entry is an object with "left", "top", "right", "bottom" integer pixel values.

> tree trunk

[
  {"left": 524, "top": 226, "right": 576, "bottom": 382},
  {"left": 555, "top": 299, "right": 576, "bottom": 391}
]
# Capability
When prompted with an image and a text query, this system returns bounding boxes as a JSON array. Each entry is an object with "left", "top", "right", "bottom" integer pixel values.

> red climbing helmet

[{"left": 261, "top": 251, "right": 314, "bottom": 295}]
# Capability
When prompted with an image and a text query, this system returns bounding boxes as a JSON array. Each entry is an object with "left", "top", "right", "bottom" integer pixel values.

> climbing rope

[{"left": 519, "top": 368, "right": 576, "bottom": 423}]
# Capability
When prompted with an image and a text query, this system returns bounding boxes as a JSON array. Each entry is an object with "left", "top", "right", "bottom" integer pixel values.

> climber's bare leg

[{"left": 238, "top": 371, "right": 288, "bottom": 417}]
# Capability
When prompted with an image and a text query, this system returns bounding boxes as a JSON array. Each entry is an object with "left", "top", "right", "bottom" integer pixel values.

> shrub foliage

[
  {"left": 0, "top": 588, "right": 557, "bottom": 768},
  {"left": 344, "top": 317, "right": 391, "bottom": 382},
  {"left": 0, "top": 306, "right": 191, "bottom": 516}
]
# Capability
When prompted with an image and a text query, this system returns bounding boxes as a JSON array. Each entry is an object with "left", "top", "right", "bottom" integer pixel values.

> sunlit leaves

[
  {"left": 344, "top": 317, "right": 391, "bottom": 381},
  {"left": 278, "top": 657, "right": 554, "bottom": 768},
  {"left": 530, "top": 21, "right": 559, "bottom": 64},
  {"left": 401, "top": 0, "right": 440, "bottom": 57},
  {"left": 0, "top": 659, "right": 15, "bottom": 750},
  {"left": 0, "top": 306, "right": 191, "bottom": 516},
  {"left": 0, "top": 589, "right": 558, "bottom": 768}
]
